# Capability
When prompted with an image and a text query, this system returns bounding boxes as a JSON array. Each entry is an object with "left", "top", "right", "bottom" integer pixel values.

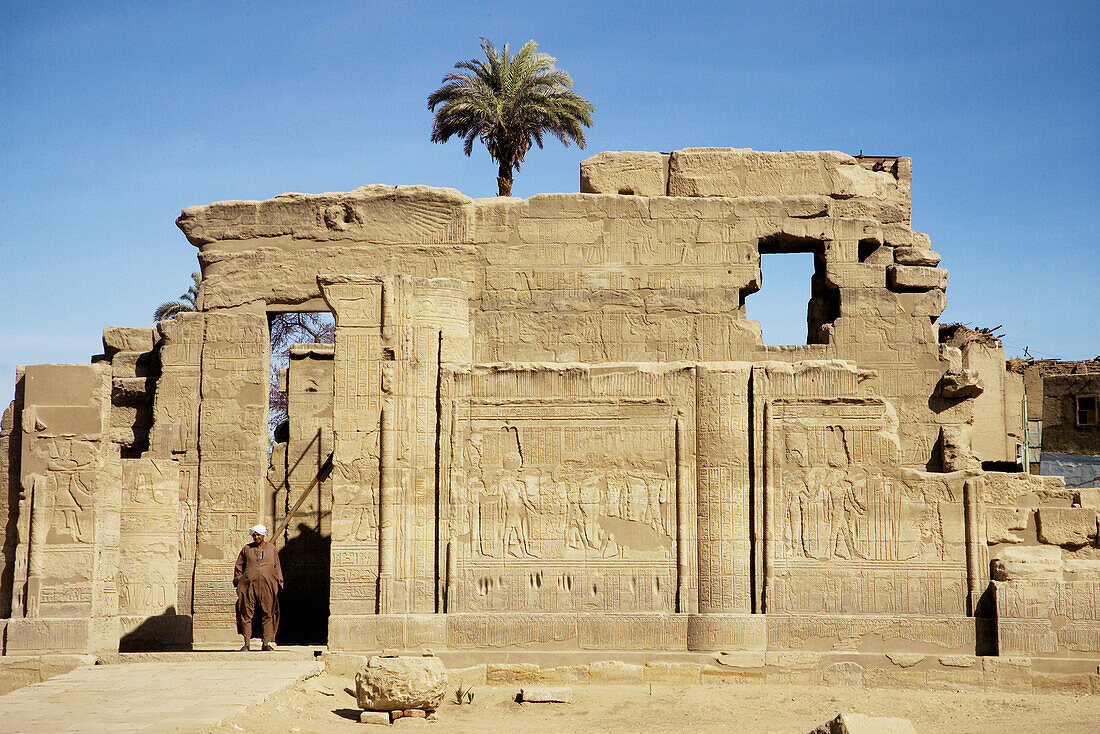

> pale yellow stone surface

[{"left": 3, "top": 148, "right": 1097, "bottom": 668}]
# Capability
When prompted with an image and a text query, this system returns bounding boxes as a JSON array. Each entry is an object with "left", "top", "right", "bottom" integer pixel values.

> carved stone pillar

[
  {"left": 148, "top": 312, "right": 203, "bottom": 627},
  {"left": 7, "top": 363, "right": 121, "bottom": 654},
  {"left": 321, "top": 275, "right": 470, "bottom": 647},
  {"left": 192, "top": 310, "right": 270, "bottom": 645}
]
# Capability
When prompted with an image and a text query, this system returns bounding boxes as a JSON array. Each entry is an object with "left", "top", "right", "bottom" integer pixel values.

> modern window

[{"left": 1077, "top": 396, "right": 1098, "bottom": 427}]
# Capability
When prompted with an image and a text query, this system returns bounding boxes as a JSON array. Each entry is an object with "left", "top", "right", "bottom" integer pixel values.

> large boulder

[{"left": 355, "top": 655, "right": 447, "bottom": 712}]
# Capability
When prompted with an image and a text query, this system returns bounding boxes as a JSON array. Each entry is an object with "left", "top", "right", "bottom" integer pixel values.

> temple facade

[{"left": 2, "top": 149, "right": 1096, "bottom": 664}]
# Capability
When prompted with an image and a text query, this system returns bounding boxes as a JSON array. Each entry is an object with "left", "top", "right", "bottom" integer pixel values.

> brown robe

[{"left": 233, "top": 541, "right": 283, "bottom": 644}]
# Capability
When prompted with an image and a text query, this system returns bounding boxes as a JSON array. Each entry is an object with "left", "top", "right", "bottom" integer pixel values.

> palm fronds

[
  {"left": 429, "top": 38, "right": 594, "bottom": 196},
  {"left": 154, "top": 271, "right": 201, "bottom": 322}
]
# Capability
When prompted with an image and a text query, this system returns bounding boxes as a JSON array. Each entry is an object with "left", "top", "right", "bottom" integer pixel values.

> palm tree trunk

[{"left": 496, "top": 159, "right": 513, "bottom": 197}]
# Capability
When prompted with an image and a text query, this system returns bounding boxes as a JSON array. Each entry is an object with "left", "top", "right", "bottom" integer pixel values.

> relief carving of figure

[
  {"left": 455, "top": 434, "right": 484, "bottom": 541},
  {"left": 44, "top": 440, "right": 96, "bottom": 543},
  {"left": 566, "top": 473, "right": 602, "bottom": 550},
  {"left": 787, "top": 466, "right": 867, "bottom": 561},
  {"left": 500, "top": 448, "right": 538, "bottom": 558},
  {"left": 825, "top": 467, "right": 867, "bottom": 559}
]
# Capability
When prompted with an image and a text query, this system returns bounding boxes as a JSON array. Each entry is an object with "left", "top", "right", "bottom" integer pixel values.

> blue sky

[{"left": 1, "top": 1, "right": 1097, "bottom": 381}]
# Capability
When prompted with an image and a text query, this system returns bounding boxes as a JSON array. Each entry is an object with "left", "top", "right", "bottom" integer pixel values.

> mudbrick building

[{"left": 2, "top": 149, "right": 1098, "bottom": 690}]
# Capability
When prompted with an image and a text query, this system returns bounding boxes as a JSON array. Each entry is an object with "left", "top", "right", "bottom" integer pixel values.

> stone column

[
  {"left": 695, "top": 366, "right": 752, "bottom": 614},
  {"left": 320, "top": 277, "right": 385, "bottom": 624},
  {"left": 321, "top": 275, "right": 470, "bottom": 646},
  {"left": 118, "top": 457, "right": 181, "bottom": 647},
  {"left": 192, "top": 310, "right": 270, "bottom": 645},
  {"left": 148, "top": 312, "right": 204, "bottom": 628}
]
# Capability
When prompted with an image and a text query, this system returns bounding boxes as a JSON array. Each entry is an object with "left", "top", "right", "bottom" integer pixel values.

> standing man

[{"left": 233, "top": 524, "right": 283, "bottom": 651}]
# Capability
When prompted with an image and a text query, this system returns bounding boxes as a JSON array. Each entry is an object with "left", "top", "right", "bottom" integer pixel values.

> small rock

[
  {"left": 519, "top": 686, "right": 574, "bottom": 703},
  {"left": 359, "top": 710, "right": 390, "bottom": 726},
  {"left": 402, "top": 709, "right": 427, "bottom": 718},
  {"left": 812, "top": 713, "right": 917, "bottom": 734}
]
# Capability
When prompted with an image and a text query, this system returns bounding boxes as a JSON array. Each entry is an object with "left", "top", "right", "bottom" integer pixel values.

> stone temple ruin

[{"left": 2, "top": 149, "right": 1098, "bottom": 682}]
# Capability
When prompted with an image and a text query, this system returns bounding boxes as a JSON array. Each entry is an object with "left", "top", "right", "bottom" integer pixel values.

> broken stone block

[
  {"left": 486, "top": 663, "right": 541, "bottom": 684},
  {"left": 884, "top": 653, "right": 924, "bottom": 668},
  {"left": 666, "top": 148, "right": 906, "bottom": 201},
  {"left": 1074, "top": 488, "right": 1100, "bottom": 509},
  {"left": 985, "top": 507, "right": 1030, "bottom": 544},
  {"left": 939, "top": 369, "right": 984, "bottom": 398},
  {"left": 643, "top": 662, "right": 701, "bottom": 683},
  {"left": 359, "top": 710, "right": 390, "bottom": 725},
  {"left": 894, "top": 246, "right": 941, "bottom": 266},
  {"left": 940, "top": 424, "right": 974, "bottom": 471},
  {"left": 765, "top": 651, "right": 820, "bottom": 670},
  {"left": 887, "top": 264, "right": 948, "bottom": 291},
  {"left": 1036, "top": 507, "right": 1099, "bottom": 548},
  {"left": 811, "top": 713, "right": 917, "bottom": 734},
  {"left": 938, "top": 655, "right": 976, "bottom": 668},
  {"left": 981, "top": 656, "right": 1032, "bottom": 690},
  {"left": 518, "top": 686, "right": 573, "bottom": 703},
  {"left": 110, "top": 351, "right": 154, "bottom": 379},
  {"left": 355, "top": 656, "right": 446, "bottom": 712},
  {"left": 908, "top": 289, "right": 947, "bottom": 318},
  {"left": 112, "top": 377, "right": 152, "bottom": 404},
  {"left": 822, "top": 662, "right": 863, "bottom": 687},
  {"left": 579, "top": 151, "right": 669, "bottom": 196},
  {"left": 991, "top": 545, "right": 1063, "bottom": 581},
  {"left": 538, "top": 665, "right": 590, "bottom": 684},
  {"left": 102, "top": 327, "right": 155, "bottom": 355},
  {"left": 588, "top": 660, "right": 643, "bottom": 683},
  {"left": 716, "top": 651, "right": 766, "bottom": 668}
]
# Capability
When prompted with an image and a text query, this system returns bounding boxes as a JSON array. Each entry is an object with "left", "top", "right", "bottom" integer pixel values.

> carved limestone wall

[{"left": 2, "top": 148, "right": 1095, "bottom": 661}]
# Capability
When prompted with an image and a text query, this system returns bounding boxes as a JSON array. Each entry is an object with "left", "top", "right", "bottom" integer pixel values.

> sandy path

[{"left": 206, "top": 672, "right": 1099, "bottom": 733}]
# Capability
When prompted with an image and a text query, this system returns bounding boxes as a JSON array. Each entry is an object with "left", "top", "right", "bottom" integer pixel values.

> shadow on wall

[
  {"left": 119, "top": 606, "right": 193, "bottom": 652},
  {"left": 277, "top": 523, "right": 331, "bottom": 645},
  {"left": 975, "top": 585, "right": 998, "bottom": 657},
  {"left": 1, "top": 374, "right": 25, "bottom": 618}
]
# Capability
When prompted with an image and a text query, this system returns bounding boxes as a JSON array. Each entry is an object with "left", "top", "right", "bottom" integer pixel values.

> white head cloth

[{"left": 250, "top": 524, "right": 267, "bottom": 536}]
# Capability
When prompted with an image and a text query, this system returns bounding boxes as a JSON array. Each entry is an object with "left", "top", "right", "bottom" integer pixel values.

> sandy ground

[{"left": 204, "top": 671, "right": 1100, "bottom": 733}]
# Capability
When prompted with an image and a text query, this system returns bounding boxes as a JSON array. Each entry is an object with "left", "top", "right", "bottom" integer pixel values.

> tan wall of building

[{"left": 4, "top": 149, "right": 1098, "bottom": 661}]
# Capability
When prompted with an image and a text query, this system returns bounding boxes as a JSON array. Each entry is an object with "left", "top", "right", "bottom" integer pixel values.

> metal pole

[{"left": 1021, "top": 392, "right": 1030, "bottom": 473}]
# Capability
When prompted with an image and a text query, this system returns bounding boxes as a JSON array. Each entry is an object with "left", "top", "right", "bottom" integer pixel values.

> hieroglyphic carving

[
  {"left": 192, "top": 311, "right": 269, "bottom": 643},
  {"left": 443, "top": 365, "right": 695, "bottom": 616},
  {"left": 118, "top": 458, "right": 179, "bottom": 618},
  {"left": 148, "top": 312, "right": 204, "bottom": 619},
  {"left": 6, "top": 363, "right": 122, "bottom": 652},
  {"left": 321, "top": 277, "right": 384, "bottom": 616},
  {"left": 759, "top": 375, "right": 968, "bottom": 616},
  {"left": 696, "top": 365, "right": 752, "bottom": 614}
]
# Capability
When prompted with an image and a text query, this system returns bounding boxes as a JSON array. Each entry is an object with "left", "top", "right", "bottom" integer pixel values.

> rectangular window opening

[{"left": 1077, "top": 396, "right": 1098, "bottom": 427}]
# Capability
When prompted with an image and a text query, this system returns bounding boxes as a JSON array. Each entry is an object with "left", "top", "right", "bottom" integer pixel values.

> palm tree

[
  {"left": 429, "top": 38, "right": 594, "bottom": 197},
  {"left": 154, "top": 271, "right": 201, "bottom": 321}
]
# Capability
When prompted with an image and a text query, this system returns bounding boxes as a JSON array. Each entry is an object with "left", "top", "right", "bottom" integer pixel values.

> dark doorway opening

[{"left": 266, "top": 311, "right": 335, "bottom": 645}]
